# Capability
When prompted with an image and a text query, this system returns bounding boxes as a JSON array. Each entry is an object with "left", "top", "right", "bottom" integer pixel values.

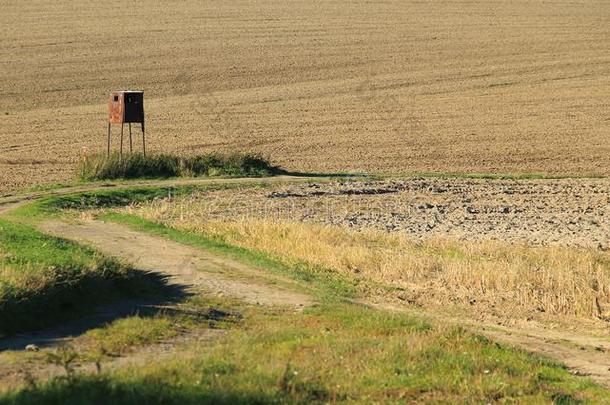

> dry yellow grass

[
  {"left": 129, "top": 201, "right": 610, "bottom": 322},
  {"left": 2, "top": 0, "right": 610, "bottom": 193}
]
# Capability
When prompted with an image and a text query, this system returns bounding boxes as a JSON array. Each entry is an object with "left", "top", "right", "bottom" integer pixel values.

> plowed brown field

[{"left": 2, "top": 0, "right": 610, "bottom": 192}]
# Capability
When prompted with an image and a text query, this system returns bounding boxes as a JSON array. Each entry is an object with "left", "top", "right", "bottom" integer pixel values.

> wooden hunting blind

[{"left": 107, "top": 90, "right": 146, "bottom": 156}]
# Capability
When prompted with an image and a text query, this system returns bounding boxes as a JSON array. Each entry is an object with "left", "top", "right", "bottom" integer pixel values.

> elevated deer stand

[{"left": 107, "top": 91, "right": 146, "bottom": 156}]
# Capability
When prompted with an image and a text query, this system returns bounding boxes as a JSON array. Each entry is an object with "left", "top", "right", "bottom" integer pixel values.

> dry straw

[{"left": 131, "top": 200, "right": 610, "bottom": 321}]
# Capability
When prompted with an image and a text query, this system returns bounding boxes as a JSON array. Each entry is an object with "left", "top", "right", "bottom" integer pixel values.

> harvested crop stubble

[{"left": 128, "top": 198, "right": 610, "bottom": 323}]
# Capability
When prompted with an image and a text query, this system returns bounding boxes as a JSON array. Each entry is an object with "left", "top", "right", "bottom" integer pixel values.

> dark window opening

[{"left": 113, "top": 95, "right": 119, "bottom": 102}]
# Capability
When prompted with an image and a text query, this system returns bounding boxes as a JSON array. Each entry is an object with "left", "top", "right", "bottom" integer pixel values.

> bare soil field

[
  {"left": 2, "top": 0, "right": 610, "bottom": 192},
  {"left": 140, "top": 178, "right": 610, "bottom": 250}
]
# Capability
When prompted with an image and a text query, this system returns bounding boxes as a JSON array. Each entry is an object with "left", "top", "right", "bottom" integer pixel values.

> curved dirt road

[{"left": 41, "top": 219, "right": 313, "bottom": 309}]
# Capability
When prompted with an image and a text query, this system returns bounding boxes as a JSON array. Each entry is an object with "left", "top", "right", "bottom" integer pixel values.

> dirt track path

[
  {"left": 481, "top": 327, "right": 610, "bottom": 384},
  {"left": 0, "top": 176, "right": 319, "bottom": 353},
  {"left": 0, "top": 214, "right": 313, "bottom": 390},
  {"left": 40, "top": 219, "right": 312, "bottom": 308},
  {"left": 0, "top": 217, "right": 312, "bottom": 352}
]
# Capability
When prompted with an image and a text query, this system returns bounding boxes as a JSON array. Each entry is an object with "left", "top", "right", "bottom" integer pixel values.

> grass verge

[
  {"left": 3, "top": 183, "right": 267, "bottom": 224},
  {"left": 2, "top": 301, "right": 608, "bottom": 403},
  {"left": 0, "top": 219, "right": 164, "bottom": 336},
  {"left": 76, "top": 153, "right": 281, "bottom": 181}
]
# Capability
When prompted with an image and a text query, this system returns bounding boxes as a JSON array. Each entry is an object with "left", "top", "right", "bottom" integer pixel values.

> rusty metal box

[{"left": 108, "top": 91, "right": 144, "bottom": 124}]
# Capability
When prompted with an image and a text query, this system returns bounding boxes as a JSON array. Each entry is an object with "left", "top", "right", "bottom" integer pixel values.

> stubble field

[
  {"left": 129, "top": 178, "right": 610, "bottom": 324},
  {"left": 2, "top": 0, "right": 610, "bottom": 193}
]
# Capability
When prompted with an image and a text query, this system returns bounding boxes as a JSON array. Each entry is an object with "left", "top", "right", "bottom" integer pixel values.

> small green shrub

[{"left": 76, "top": 153, "right": 280, "bottom": 181}]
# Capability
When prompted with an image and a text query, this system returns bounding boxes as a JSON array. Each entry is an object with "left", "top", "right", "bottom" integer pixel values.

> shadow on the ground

[
  {"left": 0, "top": 375, "right": 289, "bottom": 405},
  {"left": 279, "top": 170, "right": 372, "bottom": 178},
  {"left": 0, "top": 270, "right": 189, "bottom": 351}
]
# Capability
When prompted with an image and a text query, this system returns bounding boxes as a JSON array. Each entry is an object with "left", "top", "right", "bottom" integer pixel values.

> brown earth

[
  {"left": 149, "top": 178, "right": 610, "bottom": 250},
  {"left": 2, "top": 0, "right": 610, "bottom": 193}
]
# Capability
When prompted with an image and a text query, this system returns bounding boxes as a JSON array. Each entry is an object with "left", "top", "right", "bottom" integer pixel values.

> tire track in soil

[{"left": 39, "top": 219, "right": 313, "bottom": 310}]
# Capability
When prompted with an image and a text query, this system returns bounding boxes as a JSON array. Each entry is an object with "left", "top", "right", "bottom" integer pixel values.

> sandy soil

[
  {"left": 160, "top": 178, "right": 610, "bottom": 250},
  {"left": 2, "top": 0, "right": 610, "bottom": 192}
]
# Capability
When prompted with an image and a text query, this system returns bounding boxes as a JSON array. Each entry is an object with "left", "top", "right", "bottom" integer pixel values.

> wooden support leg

[
  {"left": 129, "top": 123, "right": 133, "bottom": 154},
  {"left": 107, "top": 123, "right": 111, "bottom": 156},
  {"left": 120, "top": 124, "right": 124, "bottom": 158},
  {"left": 142, "top": 122, "right": 146, "bottom": 156}
]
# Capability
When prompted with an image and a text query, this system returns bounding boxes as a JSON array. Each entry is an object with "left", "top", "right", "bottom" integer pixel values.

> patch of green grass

[
  {"left": 39, "top": 187, "right": 187, "bottom": 212},
  {"left": 100, "top": 212, "right": 361, "bottom": 299},
  {"left": 85, "top": 316, "right": 181, "bottom": 355},
  {"left": 0, "top": 219, "right": 166, "bottom": 336},
  {"left": 8, "top": 183, "right": 271, "bottom": 222},
  {"left": 3, "top": 302, "right": 608, "bottom": 404},
  {"left": 24, "top": 183, "right": 74, "bottom": 193},
  {"left": 82, "top": 298, "right": 241, "bottom": 355},
  {"left": 76, "top": 152, "right": 281, "bottom": 181}
]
